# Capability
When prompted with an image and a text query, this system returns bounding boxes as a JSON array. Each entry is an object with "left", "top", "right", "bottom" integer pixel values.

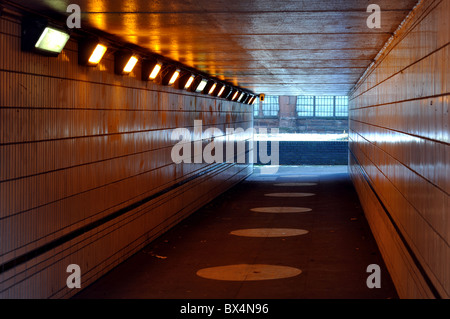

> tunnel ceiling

[{"left": 9, "top": 0, "right": 419, "bottom": 96}]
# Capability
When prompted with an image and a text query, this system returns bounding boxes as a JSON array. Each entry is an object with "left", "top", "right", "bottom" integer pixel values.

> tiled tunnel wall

[
  {"left": 0, "top": 13, "right": 253, "bottom": 298},
  {"left": 349, "top": 0, "right": 449, "bottom": 298}
]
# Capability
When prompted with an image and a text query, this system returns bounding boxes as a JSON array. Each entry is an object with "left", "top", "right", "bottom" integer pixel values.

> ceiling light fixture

[
  {"left": 184, "top": 75, "right": 195, "bottom": 89},
  {"left": 78, "top": 38, "right": 107, "bottom": 66},
  {"left": 161, "top": 66, "right": 181, "bottom": 86},
  {"left": 142, "top": 59, "right": 163, "bottom": 81},
  {"left": 208, "top": 83, "right": 217, "bottom": 95},
  {"left": 217, "top": 86, "right": 226, "bottom": 97},
  {"left": 115, "top": 51, "right": 138, "bottom": 75},
  {"left": 35, "top": 27, "right": 70, "bottom": 54},
  {"left": 168, "top": 69, "right": 180, "bottom": 85},
  {"left": 88, "top": 44, "right": 107, "bottom": 64},
  {"left": 149, "top": 63, "right": 162, "bottom": 80},
  {"left": 196, "top": 79, "right": 208, "bottom": 93},
  {"left": 123, "top": 56, "right": 138, "bottom": 73},
  {"left": 22, "top": 18, "right": 70, "bottom": 57}
]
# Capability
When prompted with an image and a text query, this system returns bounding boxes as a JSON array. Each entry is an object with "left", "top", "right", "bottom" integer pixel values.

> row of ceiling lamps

[{"left": 20, "top": 16, "right": 258, "bottom": 105}]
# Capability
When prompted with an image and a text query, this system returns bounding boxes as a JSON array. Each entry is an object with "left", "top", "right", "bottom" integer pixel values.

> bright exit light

[
  {"left": 88, "top": 44, "right": 107, "bottom": 64},
  {"left": 231, "top": 91, "right": 239, "bottom": 101},
  {"left": 217, "top": 86, "right": 226, "bottom": 97},
  {"left": 169, "top": 69, "right": 180, "bottom": 85},
  {"left": 35, "top": 27, "right": 70, "bottom": 54},
  {"left": 123, "top": 56, "right": 138, "bottom": 73},
  {"left": 149, "top": 63, "right": 162, "bottom": 79},
  {"left": 238, "top": 93, "right": 245, "bottom": 102},
  {"left": 196, "top": 79, "right": 208, "bottom": 92},
  {"left": 185, "top": 75, "right": 195, "bottom": 89},
  {"left": 208, "top": 83, "right": 217, "bottom": 95}
]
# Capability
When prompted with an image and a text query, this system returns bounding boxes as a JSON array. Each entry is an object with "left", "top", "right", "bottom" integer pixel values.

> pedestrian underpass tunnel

[{"left": 0, "top": 0, "right": 448, "bottom": 299}]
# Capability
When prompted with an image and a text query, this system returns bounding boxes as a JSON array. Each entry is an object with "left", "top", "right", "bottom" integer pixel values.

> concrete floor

[{"left": 73, "top": 166, "right": 398, "bottom": 299}]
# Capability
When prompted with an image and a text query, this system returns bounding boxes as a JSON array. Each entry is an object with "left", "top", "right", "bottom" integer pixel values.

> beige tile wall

[
  {"left": 349, "top": 0, "right": 449, "bottom": 299},
  {"left": 0, "top": 13, "right": 253, "bottom": 298}
]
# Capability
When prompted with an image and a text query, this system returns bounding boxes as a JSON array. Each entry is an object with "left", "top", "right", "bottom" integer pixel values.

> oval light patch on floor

[
  {"left": 230, "top": 228, "right": 309, "bottom": 237},
  {"left": 273, "top": 183, "right": 317, "bottom": 187},
  {"left": 196, "top": 264, "right": 302, "bottom": 281},
  {"left": 264, "top": 193, "right": 315, "bottom": 197},
  {"left": 250, "top": 207, "right": 312, "bottom": 213}
]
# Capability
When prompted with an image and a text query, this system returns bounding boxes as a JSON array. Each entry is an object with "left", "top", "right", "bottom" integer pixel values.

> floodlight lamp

[
  {"left": 168, "top": 69, "right": 180, "bottom": 85},
  {"left": 196, "top": 79, "right": 208, "bottom": 92},
  {"left": 149, "top": 63, "right": 162, "bottom": 79},
  {"left": 208, "top": 83, "right": 217, "bottom": 95},
  {"left": 22, "top": 18, "right": 70, "bottom": 57},
  {"left": 185, "top": 75, "right": 195, "bottom": 89},
  {"left": 217, "top": 86, "right": 225, "bottom": 97}
]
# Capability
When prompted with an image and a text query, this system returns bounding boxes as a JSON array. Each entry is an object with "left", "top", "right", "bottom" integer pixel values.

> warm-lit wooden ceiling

[{"left": 9, "top": 0, "right": 419, "bottom": 96}]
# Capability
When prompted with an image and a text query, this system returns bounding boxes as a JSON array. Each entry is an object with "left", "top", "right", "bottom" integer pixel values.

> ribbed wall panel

[
  {"left": 349, "top": 0, "right": 449, "bottom": 299},
  {"left": 0, "top": 13, "right": 252, "bottom": 298}
]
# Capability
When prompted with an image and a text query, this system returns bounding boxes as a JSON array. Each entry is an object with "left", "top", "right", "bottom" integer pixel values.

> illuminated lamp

[
  {"left": 175, "top": 73, "right": 195, "bottom": 90},
  {"left": 168, "top": 69, "right": 180, "bottom": 85},
  {"left": 142, "top": 58, "right": 163, "bottom": 81},
  {"left": 21, "top": 18, "right": 70, "bottom": 57},
  {"left": 78, "top": 38, "right": 107, "bottom": 66},
  {"left": 184, "top": 75, "right": 195, "bottom": 89},
  {"left": 114, "top": 50, "right": 138, "bottom": 75},
  {"left": 214, "top": 84, "right": 225, "bottom": 97},
  {"left": 195, "top": 78, "right": 208, "bottom": 93},
  {"left": 208, "top": 82, "right": 217, "bottom": 95},
  {"left": 161, "top": 65, "right": 181, "bottom": 86}
]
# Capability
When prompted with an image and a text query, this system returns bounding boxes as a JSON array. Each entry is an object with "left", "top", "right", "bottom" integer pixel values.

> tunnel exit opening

[{"left": 253, "top": 95, "right": 349, "bottom": 166}]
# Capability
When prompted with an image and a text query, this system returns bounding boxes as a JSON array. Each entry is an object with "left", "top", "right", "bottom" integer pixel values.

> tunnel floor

[{"left": 73, "top": 165, "right": 398, "bottom": 299}]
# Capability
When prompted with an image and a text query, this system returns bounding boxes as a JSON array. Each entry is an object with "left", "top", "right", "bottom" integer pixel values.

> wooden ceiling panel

[{"left": 9, "top": 0, "right": 419, "bottom": 95}]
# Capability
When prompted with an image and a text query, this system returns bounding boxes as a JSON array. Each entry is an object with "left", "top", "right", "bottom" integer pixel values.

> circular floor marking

[
  {"left": 196, "top": 264, "right": 302, "bottom": 281},
  {"left": 250, "top": 207, "right": 312, "bottom": 213},
  {"left": 273, "top": 182, "right": 317, "bottom": 187},
  {"left": 230, "top": 228, "right": 309, "bottom": 237},
  {"left": 264, "top": 193, "right": 315, "bottom": 197}
]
